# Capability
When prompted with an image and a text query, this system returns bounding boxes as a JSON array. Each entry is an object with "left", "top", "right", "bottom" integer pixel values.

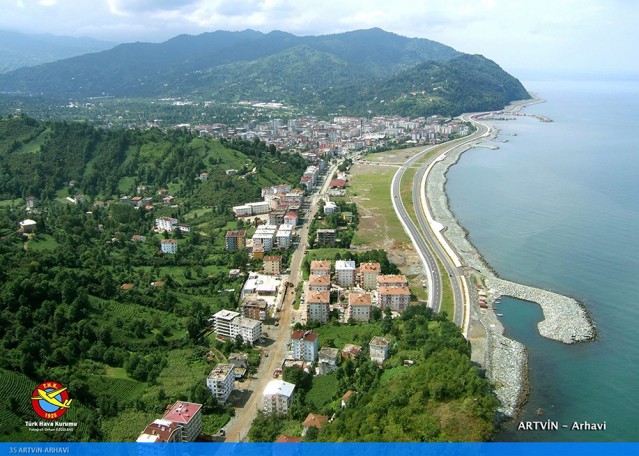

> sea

[{"left": 445, "top": 78, "right": 639, "bottom": 442}]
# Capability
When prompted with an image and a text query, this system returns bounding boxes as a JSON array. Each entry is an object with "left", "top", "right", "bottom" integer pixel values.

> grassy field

[
  {"left": 0, "top": 198, "right": 22, "bottom": 207},
  {"left": 438, "top": 258, "right": 455, "bottom": 319},
  {"left": 26, "top": 234, "right": 59, "bottom": 251},
  {"left": 349, "top": 165, "right": 409, "bottom": 246},
  {"left": 314, "top": 322, "right": 383, "bottom": 349},
  {"left": 306, "top": 372, "right": 339, "bottom": 411}
]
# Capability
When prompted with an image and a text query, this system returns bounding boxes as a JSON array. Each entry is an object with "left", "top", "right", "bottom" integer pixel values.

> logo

[{"left": 31, "top": 381, "right": 72, "bottom": 420}]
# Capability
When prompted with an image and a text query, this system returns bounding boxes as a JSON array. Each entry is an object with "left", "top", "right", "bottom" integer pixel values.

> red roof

[
  {"left": 303, "top": 413, "right": 328, "bottom": 429},
  {"left": 276, "top": 434, "right": 303, "bottom": 443},
  {"left": 291, "top": 330, "right": 319, "bottom": 342},
  {"left": 329, "top": 179, "right": 347, "bottom": 188},
  {"left": 162, "top": 401, "right": 202, "bottom": 424}
]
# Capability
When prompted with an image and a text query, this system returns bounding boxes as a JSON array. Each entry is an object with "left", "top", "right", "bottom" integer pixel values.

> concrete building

[
  {"left": 161, "top": 401, "right": 203, "bottom": 442},
  {"left": 370, "top": 337, "right": 391, "bottom": 364},
  {"left": 19, "top": 219, "right": 37, "bottom": 233},
  {"left": 262, "top": 380, "right": 295, "bottom": 415},
  {"left": 290, "top": 330, "right": 319, "bottom": 362},
  {"left": 348, "top": 292, "right": 372, "bottom": 322},
  {"left": 335, "top": 260, "right": 356, "bottom": 287},
  {"left": 155, "top": 217, "right": 178, "bottom": 232},
  {"left": 360, "top": 262, "right": 381, "bottom": 290},
  {"left": 316, "top": 229, "right": 336, "bottom": 247},
  {"left": 317, "top": 347, "right": 340, "bottom": 375},
  {"left": 263, "top": 256, "right": 282, "bottom": 275},
  {"left": 242, "top": 299, "right": 268, "bottom": 321},
  {"left": 323, "top": 201, "right": 337, "bottom": 215},
  {"left": 232, "top": 205, "right": 252, "bottom": 217},
  {"left": 341, "top": 344, "right": 362, "bottom": 360},
  {"left": 252, "top": 224, "right": 278, "bottom": 251},
  {"left": 212, "top": 309, "right": 262, "bottom": 345},
  {"left": 308, "top": 274, "right": 331, "bottom": 292},
  {"left": 306, "top": 290, "right": 330, "bottom": 324},
  {"left": 283, "top": 212, "right": 298, "bottom": 227},
  {"left": 225, "top": 230, "right": 246, "bottom": 252},
  {"left": 378, "top": 286, "right": 411, "bottom": 313},
  {"left": 276, "top": 226, "right": 293, "bottom": 249},
  {"left": 206, "top": 363, "right": 235, "bottom": 405},
  {"left": 160, "top": 239, "right": 178, "bottom": 254},
  {"left": 310, "top": 260, "right": 331, "bottom": 276},
  {"left": 377, "top": 274, "right": 409, "bottom": 288}
]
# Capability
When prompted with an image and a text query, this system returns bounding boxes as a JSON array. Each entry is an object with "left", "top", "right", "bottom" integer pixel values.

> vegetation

[
  {"left": 0, "top": 29, "right": 528, "bottom": 121},
  {"left": 0, "top": 117, "right": 308, "bottom": 441}
]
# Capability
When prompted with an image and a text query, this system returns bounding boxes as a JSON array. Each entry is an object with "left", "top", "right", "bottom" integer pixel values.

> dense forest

[{"left": 0, "top": 114, "right": 307, "bottom": 202}]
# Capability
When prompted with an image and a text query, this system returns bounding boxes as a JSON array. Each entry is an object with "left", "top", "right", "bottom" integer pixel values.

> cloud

[
  {"left": 38, "top": 0, "right": 57, "bottom": 5},
  {"left": 106, "top": 0, "right": 200, "bottom": 16}
]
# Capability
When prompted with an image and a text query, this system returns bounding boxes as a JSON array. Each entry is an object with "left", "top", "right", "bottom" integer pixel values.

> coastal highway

[{"left": 392, "top": 116, "right": 491, "bottom": 331}]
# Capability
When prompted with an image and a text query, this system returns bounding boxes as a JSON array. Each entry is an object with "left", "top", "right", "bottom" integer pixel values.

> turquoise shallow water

[{"left": 445, "top": 79, "right": 639, "bottom": 442}]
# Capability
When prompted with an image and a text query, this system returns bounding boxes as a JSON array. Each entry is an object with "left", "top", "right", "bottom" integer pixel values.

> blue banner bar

[{"left": 0, "top": 443, "right": 637, "bottom": 456}]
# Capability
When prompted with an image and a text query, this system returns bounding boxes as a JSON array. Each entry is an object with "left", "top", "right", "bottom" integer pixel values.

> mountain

[
  {"left": 0, "top": 30, "right": 116, "bottom": 73},
  {"left": 0, "top": 28, "right": 529, "bottom": 117}
]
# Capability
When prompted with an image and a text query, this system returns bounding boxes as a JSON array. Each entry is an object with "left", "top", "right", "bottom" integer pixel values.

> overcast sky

[{"left": 2, "top": 0, "right": 637, "bottom": 78}]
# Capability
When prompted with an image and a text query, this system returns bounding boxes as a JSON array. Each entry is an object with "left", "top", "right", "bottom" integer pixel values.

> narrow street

[{"left": 222, "top": 163, "right": 339, "bottom": 441}]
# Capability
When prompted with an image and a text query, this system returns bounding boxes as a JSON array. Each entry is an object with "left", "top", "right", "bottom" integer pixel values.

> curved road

[{"left": 392, "top": 115, "right": 491, "bottom": 332}]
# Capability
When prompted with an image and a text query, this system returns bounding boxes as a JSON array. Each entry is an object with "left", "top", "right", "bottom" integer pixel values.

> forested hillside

[
  {"left": 0, "top": 114, "right": 307, "bottom": 203},
  {"left": 0, "top": 28, "right": 528, "bottom": 119}
]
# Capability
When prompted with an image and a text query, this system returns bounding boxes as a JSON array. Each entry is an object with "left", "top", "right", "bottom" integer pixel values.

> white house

[
  {"left": 156, "top": 217, "right": 178, "bottom": 232},
  {"left": 324, "top": 201, "right": 337, "bottom": 215},
  {"left": 206, "top": 364, "right": 235, "bottom": 405},
  {"left": 262, "top": 380, "right": 295, "bottom": 415},
  {"left": 370, "top": 337, "right": 391, "bottom": 364}
]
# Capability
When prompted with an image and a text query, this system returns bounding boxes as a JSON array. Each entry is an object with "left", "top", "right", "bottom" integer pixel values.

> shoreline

[{"left": 425, "top": 97, "right": 596, "bottom": 417}]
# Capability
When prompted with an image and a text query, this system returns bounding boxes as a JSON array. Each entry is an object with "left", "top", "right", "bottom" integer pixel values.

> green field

[
  {"left": 314, "top": 322, "right": 383, "bottom": 350},
  {"left": 26, "top": 234, "right": 59, "bottom": 251},
  {"left": 349, "top": 166, "right": 409, "bottom": 245},
  {"left": 306, "top": 372, "right": 339, "bottom": 411}
]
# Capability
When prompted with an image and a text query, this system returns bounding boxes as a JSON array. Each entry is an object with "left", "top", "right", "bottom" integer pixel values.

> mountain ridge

[{"left": 0, "top": 28, "right": 529, "bottom": 117}]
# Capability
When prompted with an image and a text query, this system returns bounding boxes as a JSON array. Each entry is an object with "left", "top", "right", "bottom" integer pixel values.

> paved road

[
  {"left": 223, "top": 163, "right": 338, "bottom": 441},
  {"left": 392, "top": 116, "right": 490, "bottom": 329}
]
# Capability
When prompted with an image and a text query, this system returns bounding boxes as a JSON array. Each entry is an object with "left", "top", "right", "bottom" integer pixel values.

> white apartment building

[
  {"left": 335, "top": 260, "right": 356, "bottom": 287},
  {"left": 377, "top": 274, "right": 409, "bottom": 288},
  {"left": 206, "top": 363, "right": 235, "bottom": 405},
  {"left": 370, "top": 337, "right": 391, "bottom": 364},
  {"left": 212, "top": 310, "right": 262, "bottom": 345},
  {"left": 290, "top": 330, "right": 319, "bottom": 362},
  {"left": 263, "top": 380, "right": 295, "bottom": 415},
  {"left": 156, "top": 217, "right": 178, "bottom": 232},
  {"left": 161, "top": 239, "right": 178, "bottom": 254},
  {"left": 252, "top": 224, "right": 278, "bottom": 251},
  {"left": 276, "top": 226, "right": 293, "bottom": 249}
]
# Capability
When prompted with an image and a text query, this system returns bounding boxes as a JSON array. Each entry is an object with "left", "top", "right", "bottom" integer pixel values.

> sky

[{"left": 1, "top": 0, "right": 637, "bottom": 79}]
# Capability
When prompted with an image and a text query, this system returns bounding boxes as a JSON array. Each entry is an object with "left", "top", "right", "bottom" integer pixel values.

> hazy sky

[{"left": 2, "top": 0, "right": 637, "bottom": 78}]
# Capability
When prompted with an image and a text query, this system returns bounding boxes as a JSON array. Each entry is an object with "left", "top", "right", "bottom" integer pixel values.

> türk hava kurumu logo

[{"left": 31, "top": 381, "right": 72, "bottom": 420}]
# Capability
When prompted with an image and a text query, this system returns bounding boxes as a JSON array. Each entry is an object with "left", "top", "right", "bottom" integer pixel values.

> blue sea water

[{"left": 445, "top": 79, "right": 639, "bottom": 442}]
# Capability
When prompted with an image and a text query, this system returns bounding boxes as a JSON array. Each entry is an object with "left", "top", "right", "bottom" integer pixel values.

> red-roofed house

[
  {"left": 329, "top": 179, "right": 347, "bottom": 189},
  {"left": 276, "top": 434, "right": 303, "bottom": 443},
  {"left": 302, "top": 413, "right": 328, "bottom": 436}
]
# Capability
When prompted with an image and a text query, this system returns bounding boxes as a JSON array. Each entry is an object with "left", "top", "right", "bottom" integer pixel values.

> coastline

[{"left": 425, "top": 97, "right": 596, "bottom": 417}]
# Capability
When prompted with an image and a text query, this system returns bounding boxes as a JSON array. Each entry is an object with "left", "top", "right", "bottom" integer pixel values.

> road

[
  {"left": 392, "top": 115, "right": 491, "bottom": 331},
  {"left": 223, "top": 163, "right": 338, "bottom": 441}
]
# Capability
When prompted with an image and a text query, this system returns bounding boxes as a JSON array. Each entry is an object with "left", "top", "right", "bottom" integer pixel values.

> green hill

[{"left": 0, "top": 28, "right": 528, "bottom": 118}]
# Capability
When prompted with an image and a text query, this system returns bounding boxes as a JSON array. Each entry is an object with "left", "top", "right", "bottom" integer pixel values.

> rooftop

[
  {"left": 370, "top": 336, "right": 391, "bottom": 347},
  {"left": 309, "top": 274, "right": 331, "bottom": 286},
  {"left": 213, "top": 309, "right": 240, "bottom": 321},
  {"left": 335, "top": 260, "right": 356, "bottom": 270},
  {"left": 360, "top": 262, "right": 381, "bottom": 273},
  {"left": 377, "top": 274, "right": 408, "bottom": 285},
  {"left": 378, "top": 286, "right": 411, "bottom": 295},
  {"left": 310, "top": 260, "right": 331, "bottom": 270},
  {"left": 303, "top": 413, "right": 329, "bottom": 429},
  {"left": 291, "top": 330, "right": 319, "bottom": 343},
  {"left": 208, "top": 363, "right": 234, "bottom": 380},
  {"left": 306, "top": 290, "right": 330, "bottom": 304},
  {"left": 349, "top": 292, "right": 372, "bottom": 306},
  {"left": 263, "top": 380, "right": 295, "bottom": 398},
  {"left": 162, "top": 401, "right": 202, "bottom": 425}
]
